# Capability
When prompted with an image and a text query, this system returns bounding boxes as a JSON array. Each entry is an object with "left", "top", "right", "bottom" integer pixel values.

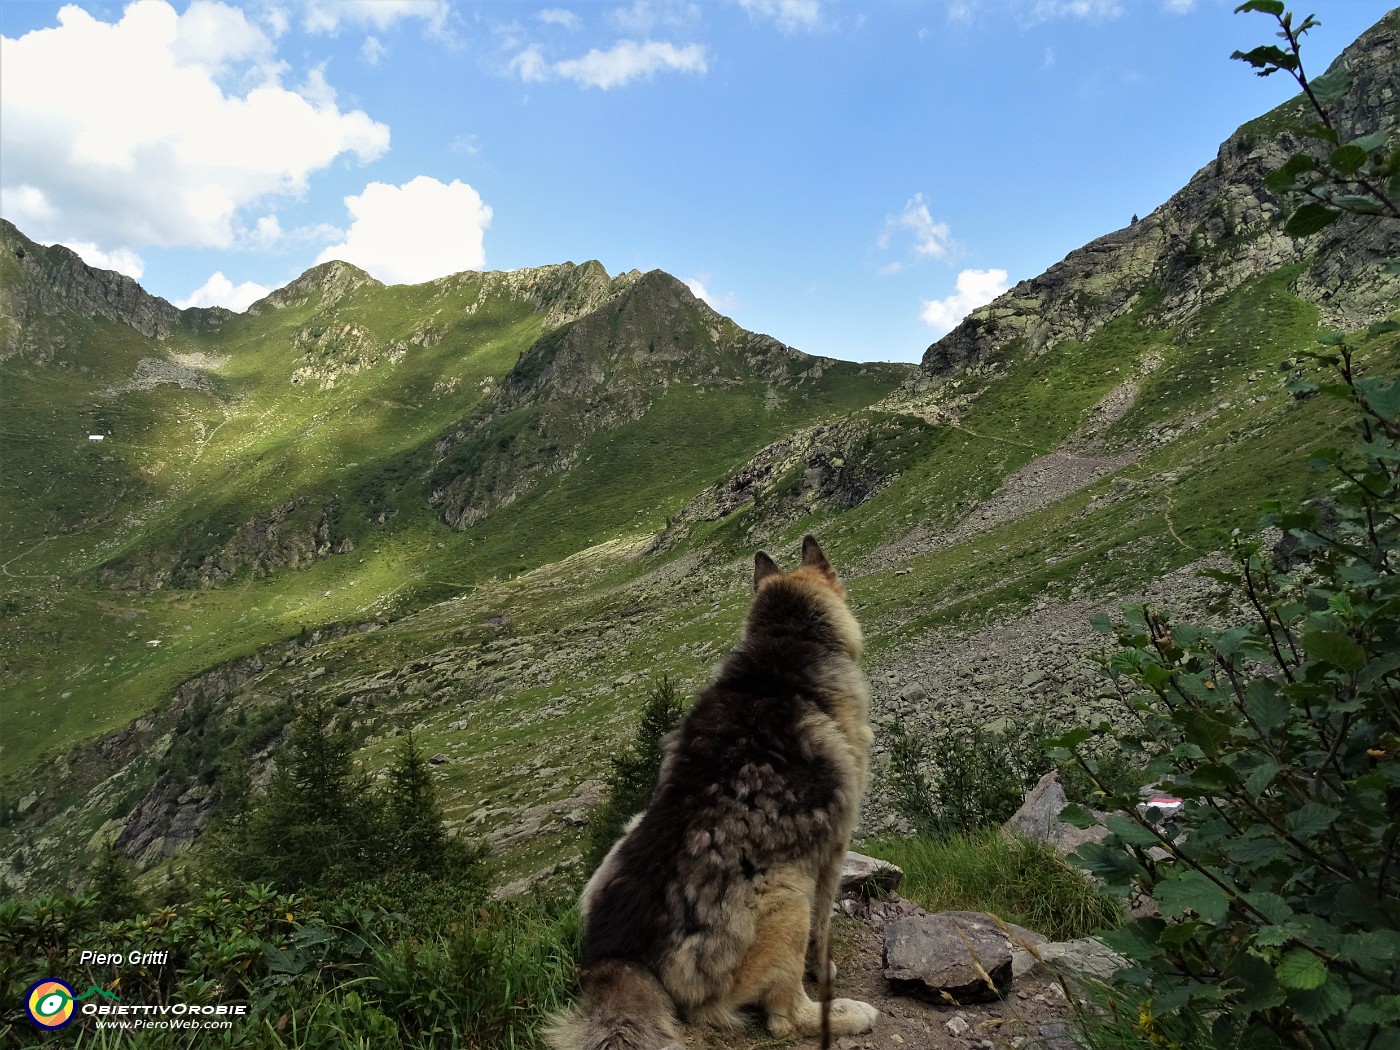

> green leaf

[
  {"left": 1350, "top": 130, "right": 1389, "bottom": 153},
  {"left": 1233, "top": 0, "right": 1284, "bottom": 14},
  {"left": 1285, "top": 801, "right": 1339, "bottom": 837},
  {"left": 1059, "top": 802, "right": 1098, "bottom": 830},
  {"left": 1275, "top": 948, "right": 1327, "bottom": 990},
  {"left": 1244, "top": 758, "right": 1281, "bottom": 798},
  {"left": 1332, "top": 194, "right": 1388, "bottom": 215},
  {"left": 1352, "top": 995, "right": 1400, "bottom": 1024},
  {"left": 1291, "top": 974, "right": 1351, "bottom": 1024},
  {"left": 1309, "top": 69, "right": 1354, "bottom": 104},
  {"left": 1302, "top": 629, "right": 1365, "bottom": 671},
  {"left": 1231, "top": 43, "right": 1294, "bottom": 73},
  {"left": 1157, "top": 871, "right": 1230, "bottom": 923},
  {"left": 1227, "top": 831, "right": 1287, "bottom": 866},
  {"left": 1105, "top": 812, "right": 1160, "bottom": 847},
  {"left": 1329, "top": 143, "right": 1368, "bottom": 175},
  {"left": 1338, "top": 930, "right": 1400, "bottom": 967},
  {"left": 1285, "top": 203, "right": 1340, "bottom": 238},
  {"left": 1242, "top": 890, "right": 1293, "bottom": 923}
]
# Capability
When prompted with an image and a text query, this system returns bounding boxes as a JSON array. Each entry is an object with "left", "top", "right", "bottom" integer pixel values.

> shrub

[
  {"left": 884, "top": 715, "right": 1070, "bottom": 836},
  {"left": 1052, "top": 332, "right": 1400, "bottom": 1049}
]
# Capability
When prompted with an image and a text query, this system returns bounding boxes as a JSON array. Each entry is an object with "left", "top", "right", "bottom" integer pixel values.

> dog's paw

[{"left": 830, "top": 998, "right": 879, "bottom": 1035}]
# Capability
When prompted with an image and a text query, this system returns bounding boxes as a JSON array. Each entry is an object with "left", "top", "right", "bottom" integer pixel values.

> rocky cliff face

[
  {"left": 916, "top": 9, "right": 1400, "bottom": 381},
  {"left": 0, "top": 219, "right": 228, "bottom": 357},
  {"left": 429, "top": 269, "right": 838, "bottom": 529}
]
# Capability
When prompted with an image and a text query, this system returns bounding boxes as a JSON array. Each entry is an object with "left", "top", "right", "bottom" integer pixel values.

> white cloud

[
  {"left": 920, "top": 268, "right": 1010, "bottom": 335},
  {"left": 303, "top": 0, "right": 448, "bottom": 35},
  {"left": 1161, "top": 0, "right": 1195, "bottom": 11},
  {"left": 684, "top": 275, "right": 737, "bottom": 311},
  {"left": 539, "top": 8, "right": 582, "bottom": 30},
  {"left": 176, "top": 271, "right": 271, "bottom": 311},
  {"left": 252, "top": 214, "right": 283, "bottom": 247},
  {"left": 450, "top": 133, "right": 482, "bottom": 155},
  {"left": 316, "top": 176, "right": 493, "bottom": 285},
  {"left": 0, "top": 1, "right": 390, "bottom": 258},
  {"left": 362, "top": 35, "right": 386, "bottom": 64},
  {"left": 947, "top": 1, "right": 977, "bottom": 24},
  {"left": 512, "top": 38, "right": 707, "bottom": 89},
  {"left": 880, "top": 194, "right": 953, "bottom": 264},
  {"left": 610, "top": 1, "right": 702, "bottom": 33},
  {"left": 738, "top": 0, "right": 825, "bottom": 32},
  {"left": 61, "top": 242, "right": 146, "bottom": 280},
  {"left": 1028, "top": 0, "right": 1123, "bottom": 21}
]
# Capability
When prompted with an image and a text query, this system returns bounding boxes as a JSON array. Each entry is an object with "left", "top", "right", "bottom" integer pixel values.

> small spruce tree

[
  {"left": 586, "top": 676, "right": 687, "bottom": 868},
  {"left": 382, "top": 731, "right": 448, "bottom": 875}
]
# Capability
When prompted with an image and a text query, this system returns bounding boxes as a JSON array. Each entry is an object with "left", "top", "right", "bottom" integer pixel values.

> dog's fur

[{"left": 547, "top": 535, "right": 878, "bottom": 1050}]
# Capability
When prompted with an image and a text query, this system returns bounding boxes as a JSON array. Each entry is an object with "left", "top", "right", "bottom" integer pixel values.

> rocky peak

[
  {"left": 0, "top": 219, "right": 229, "bottom": 354},
  {"left": 917, "top": 9, "right": 1400, "bottom": 380},
  {"left": 246, "top": 260, "right": 379, "bottom": 315}
]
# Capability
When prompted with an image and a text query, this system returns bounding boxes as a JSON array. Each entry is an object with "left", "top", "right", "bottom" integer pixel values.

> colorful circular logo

[{"left": 25, "top": 979, "right": 76, "bottom": 1030}]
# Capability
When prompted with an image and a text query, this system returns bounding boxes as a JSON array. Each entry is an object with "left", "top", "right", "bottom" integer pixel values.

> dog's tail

[{"left": 544, "top": 959, "right": 681, "bottom": 1050}]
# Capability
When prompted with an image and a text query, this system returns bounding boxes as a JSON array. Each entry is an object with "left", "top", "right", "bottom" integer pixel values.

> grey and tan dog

[{"left": 547, "top": 535, "right": 878, "bottom": 1050}]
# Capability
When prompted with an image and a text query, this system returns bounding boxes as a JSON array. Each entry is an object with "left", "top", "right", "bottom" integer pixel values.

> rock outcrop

[
  {"left": 0, "top": 219, "right": 229, "bottom": 356},
  {"left": 429, "top": 269, "right": 863, "bottom": 530},
  {"left": 914, "top": 9, "right": 1400, "bottom": 383}
]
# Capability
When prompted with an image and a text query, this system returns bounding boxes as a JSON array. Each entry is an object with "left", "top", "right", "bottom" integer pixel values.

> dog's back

[{"left": 548, "top": 536, "right": 877, "bottom": 1050}]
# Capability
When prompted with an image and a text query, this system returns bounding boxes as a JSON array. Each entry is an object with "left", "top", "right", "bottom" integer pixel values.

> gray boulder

[
  {"left": 840, "top": 851, "right": 904, "bottom": 897},
  {"left": 883, "top": 910, "right": 1013, "bottom": 1003},
  {"left": 1038, "top": 937, "right": 1129, "bottom": 982},
  {"left": 1003, "top": 771, "right": 1108, "bottom": 855}
]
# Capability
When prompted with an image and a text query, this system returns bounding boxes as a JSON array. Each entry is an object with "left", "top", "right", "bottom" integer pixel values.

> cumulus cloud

[
  {"left": 738, "top": 0, "right": 826, "bottom": 32},
  {"left": 176, "top": 271, "right": 272, "bottom": 311},
  {"left": 879, "top": 194, "right": 953, "bottom": 269},
  {"left": 539, "top": 8, "right": 582, "bottom": 30},
  {"left": 303, "top": 0, "right": 449, "bottom": 35},
  {"left": 362, "top": 35, "right": 387, "bottom": 64},
  {"left": 683, "top": 275, "right": 737, "bottom": 311},
  {"left": 0, "top": 1, "right": 389, "bottom": 259},
  {"left": 610, "top": 1, "right": 702, "bottom": 33},
  {"left": 1028, "top": 0, "right": 1123, "bottom": 21},
  {"left": 920, "top": 268, "right": 1010, "bottom": 335},
  {"left": 512, "top": 38, "right": 707, "bottom": 89},
  {"left": 62, "top": 242, "right": 146, "bottom": 281},
  {"left": 316, "top": 176, "right": 493, "bottom": 285}
]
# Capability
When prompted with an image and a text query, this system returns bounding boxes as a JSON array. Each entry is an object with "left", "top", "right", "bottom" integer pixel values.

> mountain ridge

[{"left": 916, "top": 7, "right": 1400, "bottom": 380}]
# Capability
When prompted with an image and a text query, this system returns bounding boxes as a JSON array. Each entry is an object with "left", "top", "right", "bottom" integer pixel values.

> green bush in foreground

[
  {"left": 0, "top": 883, "right": 578, "bottom": 1049},
  {"left": 1052, "top": 333, "right": 1400, "bottom": 1049}
]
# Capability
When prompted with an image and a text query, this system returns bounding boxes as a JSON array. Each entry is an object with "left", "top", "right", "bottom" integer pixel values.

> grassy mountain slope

[
  {"left": 1, "top": 11, "right": 1397, "bottom": 896},
  {"left": 0, "top": 227, "right": 905, "bottom": 803}
]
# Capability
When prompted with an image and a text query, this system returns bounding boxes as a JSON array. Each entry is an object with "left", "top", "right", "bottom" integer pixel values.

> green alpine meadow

[{"left": 1, "top": 4, "right": 1398, "bottom": 1048}]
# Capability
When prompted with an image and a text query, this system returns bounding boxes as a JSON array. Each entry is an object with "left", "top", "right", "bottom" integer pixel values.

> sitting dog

[{"left": 548, "top": 535, "right": 878, "bottom": 1050}]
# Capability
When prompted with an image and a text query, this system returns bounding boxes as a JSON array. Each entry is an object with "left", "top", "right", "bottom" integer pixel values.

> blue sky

[{"left": 0, "top": 0, "right": 1391, "bottom": 363}]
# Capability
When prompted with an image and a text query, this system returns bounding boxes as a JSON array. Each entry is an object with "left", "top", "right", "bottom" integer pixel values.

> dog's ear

[
  {"left": 754, "top": 551, "right": 782, "bottom": 591},
  {"left": 801, "top": 534, "right": 841, "bottom": 586},
  {"left": 801, "top": 534, "right": 832, "bottom": 570}
]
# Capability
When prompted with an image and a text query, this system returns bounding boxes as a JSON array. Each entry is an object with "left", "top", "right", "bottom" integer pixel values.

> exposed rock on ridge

[
  {"left": 916, "top": 9, "right": 1400, "bottom": 381},
  {"left": 429, "top": 269, "right": 848, "bottom": 529},
  {"left": 0, "top": 219, "right": 228, "bottom": 356}
]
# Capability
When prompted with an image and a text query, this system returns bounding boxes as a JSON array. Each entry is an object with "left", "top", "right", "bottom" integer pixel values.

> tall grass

[{"left": 864, "top": 829, "right": 1122, "bottom": 941}]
